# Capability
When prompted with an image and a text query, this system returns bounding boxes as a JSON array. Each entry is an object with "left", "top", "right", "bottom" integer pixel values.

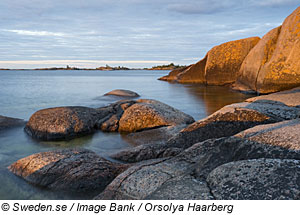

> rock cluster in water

[
  {"left": 24, "top": 99, "right": 194, "bottom": 141},
  {"left": 160, "top": 7, "right": 300, "bottom": 94},
  {"left": 7, "top": 86, "right": 300, "bottom": 200}
]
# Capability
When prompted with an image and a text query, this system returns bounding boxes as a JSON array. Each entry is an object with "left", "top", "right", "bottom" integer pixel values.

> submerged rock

[
  {"left": 8, "top": 149, "right": 128, "bottom": 192},
  {"left": 25, "top": 106, "right": 101, "bottom": 141},
  {"left": 118, "top": 99, "right": 195, "bottom": 132},
  {"left": 0, "top": 115, "right": 24, "bottom": 131},
  {"left": 207, "top": 159, "right": 300, "bottom": 200},
  {"left": 104, "top": 89, "right": 140, "bottom": 98}
]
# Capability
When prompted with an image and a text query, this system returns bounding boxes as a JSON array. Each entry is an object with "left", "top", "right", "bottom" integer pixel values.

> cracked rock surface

[{"left": 96, "top": 126, "right": 300, "bottom": 200}]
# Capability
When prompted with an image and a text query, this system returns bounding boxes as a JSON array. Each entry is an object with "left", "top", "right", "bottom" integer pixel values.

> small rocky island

[{"left": 3, "top": 7, "right": 300, "bottom": 200}]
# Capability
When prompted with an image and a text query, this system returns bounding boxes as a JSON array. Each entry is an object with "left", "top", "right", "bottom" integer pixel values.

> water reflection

[{"left": 176, "top": 83, "right": 253, "bottom": 116}]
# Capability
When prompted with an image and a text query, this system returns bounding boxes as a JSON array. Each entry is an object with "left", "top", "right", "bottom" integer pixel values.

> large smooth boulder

[
  {"left": 0, "top": 115, "right": 24, "bottom": 131},
  {"left": 204, "top": 37, "right": 260, "bottom": 85},
  {"left": 234, "top": 26, "right": 282, "bottom": 92},
  {"left": 207, "top": 159, "right": 300, "bottom": 200},
  {"left": 8, "top": 149, "right": 128, "bottom": 193},
  {"left": 118, "top": 99, "right": 195, "bottom": 132},
  {"left": 104, "top": 89, "right": 140, "bottom": 98},
  {"left": 159, "top": 37, "right": 260, "bottom": 85},
  {"left": 25, "top": 107, "right": 101, "bottom": 141},
  {"left": 235, "top": 7, "right": 300, "bottom": 93}
]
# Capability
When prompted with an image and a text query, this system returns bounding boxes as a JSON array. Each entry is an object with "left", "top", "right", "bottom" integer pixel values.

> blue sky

[{"left": 0, "top": 0, "right": 299, "bottom": 69}]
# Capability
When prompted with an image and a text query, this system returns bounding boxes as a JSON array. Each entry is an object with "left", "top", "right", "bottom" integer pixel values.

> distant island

[
  {"left": 0, "top": 63, "right": 186, "bottom": 71},
  {"left": 146, "top": 63, "right": 186, "bottom": 70}
]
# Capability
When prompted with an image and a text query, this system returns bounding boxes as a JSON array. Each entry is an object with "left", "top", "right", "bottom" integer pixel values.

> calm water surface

[{"left": 0, "top": 70, "right": 253, "bottom": 199}]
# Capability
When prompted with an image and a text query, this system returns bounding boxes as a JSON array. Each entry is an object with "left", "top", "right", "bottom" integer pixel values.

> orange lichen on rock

[
  {"left": 236, "top": 7, "right": 300, "bottom": 94},
  {"left": 159, "top": 37, "right": 260, "bottom": 85}
]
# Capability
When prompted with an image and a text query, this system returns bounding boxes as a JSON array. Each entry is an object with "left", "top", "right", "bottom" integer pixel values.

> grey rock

[
  {"left": 246, "top": 87, "right": 300, "bottom": 107},
  {"left": 207, "top": 159, "right": 300, "bottom": 200},
  {"left": 227, "top": 101, "right": 300, "bottom": 121},
  {"left": 8, "top": 148, "right": 128, "bottom": 193},
  {"left": 96, "top": 134, "right": 300, "bottom": 200},
  {"left": 236, "top": 119, "right": 300, "bottom": 150},
  {"left": 104, "top": 89, "right": 140, "bottom": 98},
  {"left": 145, "top": 175, "right": 214, "bottom": 200},
  {"left": 121, "top": 125, "right": 186, "bottom": 146},
  {"left": 111, "top": 142, "right": 181, "bottom": 163}
]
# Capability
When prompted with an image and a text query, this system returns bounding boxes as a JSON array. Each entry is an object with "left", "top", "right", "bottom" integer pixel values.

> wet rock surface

[
  {"left": 208, "top": 159, "right": 300, "bottom": 200},
  {"left": 8, "top": 149, "right": 128, "bottom": 193}
]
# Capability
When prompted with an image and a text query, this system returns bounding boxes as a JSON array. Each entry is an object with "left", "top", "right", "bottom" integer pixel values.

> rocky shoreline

[
  {"left": 2, "top": 86, "right": 300, "bottom": 200},
  {"left": 1, "top": 7, "right": 300, "bottom": 200}
]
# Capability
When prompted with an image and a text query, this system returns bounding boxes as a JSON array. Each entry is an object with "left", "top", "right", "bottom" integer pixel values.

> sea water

[{"left": 0, "top": 70, "right": 252, "bottom": 199}]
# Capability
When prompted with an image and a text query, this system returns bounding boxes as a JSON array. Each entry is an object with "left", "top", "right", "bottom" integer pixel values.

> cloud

[
  {"left": 3, "top": 29, "right": 66, "bottom": 37},
  {"left": 250, "top": 0, "right": 300, "bottom": 7},
  {"left": 167, "top": 0, "right": 235, "bottom": 14}
]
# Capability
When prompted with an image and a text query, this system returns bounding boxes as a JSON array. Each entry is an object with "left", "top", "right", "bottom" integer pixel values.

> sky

[{"left": 0, "top": 0, "right": 299, "bottom": 69}]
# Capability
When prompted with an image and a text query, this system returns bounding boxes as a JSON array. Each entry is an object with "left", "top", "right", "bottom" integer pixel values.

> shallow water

[{"left": 0, "top": 70, "right": 253, "bottom": 199}]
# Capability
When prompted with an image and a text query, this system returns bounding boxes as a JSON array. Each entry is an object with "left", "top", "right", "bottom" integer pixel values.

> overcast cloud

[{"left": 0, "top": 0, "right": 299, "bottom": 68}]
